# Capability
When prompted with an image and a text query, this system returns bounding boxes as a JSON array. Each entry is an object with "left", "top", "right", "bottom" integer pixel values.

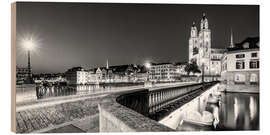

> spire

[
  {"left": 106, "top": 59, "right": 109, "bottom": 69},
  {"left": 192, "top": 21, "right": 195, "bottom": 27},
  {"left": 202, "top": 12, "right": 206, "bottom": 20},
  {"left": 230, "top": 28, "right": 234, "bottom": 48},
  {"left": 201, "top": 12, "right": 208, "bottom": 29}
]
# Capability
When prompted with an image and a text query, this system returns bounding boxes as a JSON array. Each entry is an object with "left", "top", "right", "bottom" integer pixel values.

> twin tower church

[{"left": 188, "top": 13, "right": 227, "bottom": 76}]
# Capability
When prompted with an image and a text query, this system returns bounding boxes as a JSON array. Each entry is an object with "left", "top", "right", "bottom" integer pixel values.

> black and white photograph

[{"left": 11, "top": 2, "right": 259, "bottom": 133}]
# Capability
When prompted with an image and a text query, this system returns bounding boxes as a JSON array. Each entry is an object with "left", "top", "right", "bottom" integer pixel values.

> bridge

[
  {"left": 99, "top": 81, "right": 220, "bottom": 132},
  {"left": 15, "top": 81, "right": 220, "bottom": 133}
]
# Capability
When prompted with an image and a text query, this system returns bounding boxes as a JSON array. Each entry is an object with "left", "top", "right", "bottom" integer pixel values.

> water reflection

[
  {"left": 178, "top": 92, "right": 259, "bottom": 131},
  {"left": 249, "top": 96, "right": 256, "bottom": 121},
  {"left": 234, "top": 97, "right": 239, "bottom": 121},
  {"left": 217, "top": 92, "right": 259, "bottom": 130},
  {"left": 36, "top": 85, "right": 77, "bottom": 99}
]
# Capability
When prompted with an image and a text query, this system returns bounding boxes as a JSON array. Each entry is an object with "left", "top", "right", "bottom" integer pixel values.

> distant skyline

[{"left": 16, "top": 2, "right": 259, "bottom": 73}]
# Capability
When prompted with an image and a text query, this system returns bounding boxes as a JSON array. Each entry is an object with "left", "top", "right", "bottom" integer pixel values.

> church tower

[
  {"left": 189, "top": 22, "right": 199, "bottom": 64},
  {"left": 198, "top": 13, "right": 211, "bottom": 75}
]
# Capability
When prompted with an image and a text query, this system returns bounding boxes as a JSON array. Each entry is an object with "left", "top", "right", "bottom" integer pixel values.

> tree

[{"left": 185, "top": 61, "right": 201, "bottom": 76}]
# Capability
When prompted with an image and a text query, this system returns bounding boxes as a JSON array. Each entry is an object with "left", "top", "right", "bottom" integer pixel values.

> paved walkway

[{"left": 16, "top": 96, "right": 102, "bottom": 133}]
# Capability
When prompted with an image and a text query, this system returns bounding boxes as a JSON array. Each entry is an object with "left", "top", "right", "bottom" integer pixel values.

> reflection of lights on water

[
  {"left": 234, "top": 97, "right": 239, "bottom": 121},
  {"left": 249, "top": 96, "right": 256, "bottom": 120},
  {"left": 212, "top": 105, "right": 220, "bottom": 128}
]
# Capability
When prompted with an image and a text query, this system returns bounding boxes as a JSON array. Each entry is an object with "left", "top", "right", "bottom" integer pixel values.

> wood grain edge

[{"left": 11, "top": 2, "right": 16, "bottom": 133}]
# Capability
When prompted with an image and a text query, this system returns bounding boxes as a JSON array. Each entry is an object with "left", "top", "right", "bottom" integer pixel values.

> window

[
  {"left": 250, "top": 60, "right": 259, "bottom": 69},
  {"left": 251, "top": 53, "right": 257, "bottom": 57},
  {"left": 236, "top": 54, "right": 245, "bottom": 58},
  {"left": 250, "top": 74, "right": 258, "bottom": 82},
  {"left": 236, "top": 61, "right": 245, "bottom": 69},
  {"left": 235, "top": 74, "right": 245, "bottom": 83}
]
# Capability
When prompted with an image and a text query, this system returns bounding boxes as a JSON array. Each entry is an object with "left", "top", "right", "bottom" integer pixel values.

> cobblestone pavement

[
  {"left": 45, "top": 114, "right": 99, "bottom": 133},
  {"left": 16, "top": 96, "right": 102, "bottom": 133}
]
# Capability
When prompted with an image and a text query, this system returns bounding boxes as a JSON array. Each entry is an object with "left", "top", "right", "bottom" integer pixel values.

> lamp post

[{"left": 23, "top": 38, "right": 35, "bottom": 84}]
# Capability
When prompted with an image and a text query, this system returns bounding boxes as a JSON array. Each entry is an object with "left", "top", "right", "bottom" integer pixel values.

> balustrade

[{"left": 148, "top": 82, "right": 217, "bottom": 114}]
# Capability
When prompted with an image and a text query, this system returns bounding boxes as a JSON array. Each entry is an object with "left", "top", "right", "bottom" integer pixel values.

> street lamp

[
  {"left": 22, "top": 38, "right": 35, "bottom": 84},
  {"left": 22, "top": 38, "right": 35, "bottom": 51}
]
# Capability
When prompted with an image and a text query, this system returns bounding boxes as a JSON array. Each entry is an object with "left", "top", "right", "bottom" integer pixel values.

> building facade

[
  {"left": 175, "top": 62, "right": 188, "bottom": 78},
  {"left": 65, "top": 67, "right": 88, "bottom": 85},
  {"left": 149, "top": 63, "right": 176, "bottom": 81},
  {"left": 221, "top": 37, "right": 259, "bottom": 85},
  {"left": 210, "top": 48, "right": 225, "bottom": 75}
]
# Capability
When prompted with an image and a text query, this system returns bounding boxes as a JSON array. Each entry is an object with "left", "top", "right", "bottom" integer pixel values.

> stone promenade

[{"left": 16, "top": 95, "right": 103, "bottom": 133}]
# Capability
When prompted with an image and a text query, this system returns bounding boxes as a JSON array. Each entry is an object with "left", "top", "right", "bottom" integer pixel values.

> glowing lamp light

[
  {"left": 145, "top": 62, "right": 151, "bottom": 69},
  {"left": 22, "top": 38, "right": 35, "bottom": 51}
]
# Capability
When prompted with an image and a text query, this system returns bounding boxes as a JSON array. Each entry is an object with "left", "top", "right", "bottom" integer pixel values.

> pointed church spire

[
  {"left": 202, "top": 12, "right": 206, "bottom": 20},
  {"left": 106, "top": 59, "right": 109, "bottom": 69},
  {"left": 230, "top": 28, "right": 234, "bottom": 48},
  {"left": 192, "top": 21, "right": 195, "bottom": 27}
]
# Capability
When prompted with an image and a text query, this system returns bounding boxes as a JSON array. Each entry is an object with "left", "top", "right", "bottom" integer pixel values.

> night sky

[{"left": 15, "top": 2, "right": 259, "bottom": 73}]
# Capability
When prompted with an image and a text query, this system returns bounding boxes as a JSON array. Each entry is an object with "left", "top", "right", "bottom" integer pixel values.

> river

[{"left": 178, "top": 92, "right": 259, "bottom": 131}]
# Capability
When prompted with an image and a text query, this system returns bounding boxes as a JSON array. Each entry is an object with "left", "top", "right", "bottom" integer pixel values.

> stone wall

[
  {"left": 98, "top": 89, "right": 174, "bottom": 132},
  {"left": 158, "top": 83, "right": 219, "bottom": 129},
  {"left": 98, "top": 82, "right": 218, "bottom": 132}
]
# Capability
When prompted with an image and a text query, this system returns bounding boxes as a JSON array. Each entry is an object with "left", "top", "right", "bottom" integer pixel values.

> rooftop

[{"left": 227, "top": 37, "right": 259, "bottom": 52}]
